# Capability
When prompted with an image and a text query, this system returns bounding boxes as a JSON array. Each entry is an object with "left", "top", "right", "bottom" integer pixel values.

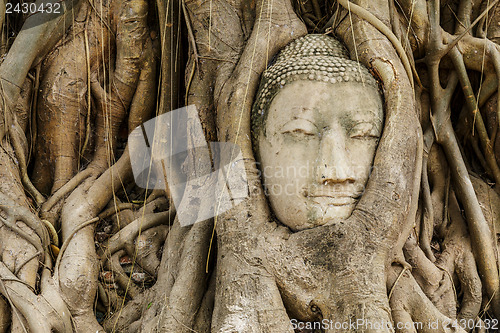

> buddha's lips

[{"left": 305, "top": 191, "right": 360, "bottom": 206}]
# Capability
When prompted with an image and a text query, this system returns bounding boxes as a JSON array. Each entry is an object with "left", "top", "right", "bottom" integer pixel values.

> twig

[
  {"left": 81, "top": 29, "right": 92, "bottom": 157},
  {"left": 449, "top": 48, "right": 500, "bottom": 185},
  {"left": 420, "top": 128, "right": 436, "bottom": 262},
  {"left": 311, "top": 0, "right": 322, "bottom": 20},
  {"left": 0, "top": 275, "right": 29, "bottom": 333},
  {"left": 29, "top": 63, "right": 41, "bottom": 162},
  {"left": 430, "top": 68, "right": 500, "bottom": 317},
  {"left": 41, "top": 168, "right": 94, "bottom": 213},
  {"left": 388, "top": 265, "right": 409, "bottom": 301},
  {"left": 439, "top": 0, "right": 499, "bottom": 58},
  {"left": 182, "top": 0, "right": 199, "bottom": 68},
  {"left": 10, "top": 123, "right": 45, "bottom": 206},
  {"left": 54, "top": 217, "right": 100, "bottom": 273}
]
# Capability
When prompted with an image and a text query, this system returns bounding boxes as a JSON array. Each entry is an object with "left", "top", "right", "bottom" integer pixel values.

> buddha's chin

[
  {"left": 280, "top": 202, "right": 356, "bottom": 232},
  {"left": 309, "top": 203, "right": 355, "bottom": 226}
]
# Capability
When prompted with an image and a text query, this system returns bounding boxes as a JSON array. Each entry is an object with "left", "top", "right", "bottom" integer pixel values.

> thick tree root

[
  {"left": 388, "top": 264, "right": 467, "bottom": 333},
  {"left": 0, "top": 263, "right": 73, "bottom": 333},
  {"left": 103, "top": 210, "right": 173, "bottom": 256}
]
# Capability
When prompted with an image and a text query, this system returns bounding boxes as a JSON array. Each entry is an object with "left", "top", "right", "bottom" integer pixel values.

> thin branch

[
  {"left": 41, "top": 168, "right": 94, "bottom": 213},
  {"left": 54, "top": 216, "right": 100, "bottom": 273},
  {"left": 10, "top": 123, "right": 45, "bottom": 206},
  {"left": 449, "top": 47, "right": 500, "bottom": 185},
  {"left": 430, "top": 67, "right": 500, "bottom": 317},
  {"left": 439, "top": 0, "right": 499, "bottom": 58}
]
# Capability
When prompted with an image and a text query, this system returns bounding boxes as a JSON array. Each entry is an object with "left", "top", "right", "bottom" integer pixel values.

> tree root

[
  {"left": 0, "top": 192, "right": 50, "bottom": 261},
  {"left": 403, "top": 233, "right": 455, "bottom": 318},
  {"left": 424, "top": 6, "right": 500, "bottom": 314},
  {"left": 156, "top": 218, "right": 214, "bottom": 332},
  {"left": 0, "top": 0, "right": 85, "bottom": 144},
  {"left": 89, "top": 0, "right": 148, "bottom": 171},
  {"left": 388, "top": 264, "right": 467, "bottom": 333},
  {"left": 41, "top": 219, "right": 59, "bottom": 248},
  {"left": 127, "top": 37, "right": 157, "bottom": 133},
  {"left": 99, "top": 202, "right": 138, "bottom": 220},
  {"left": 433, "top": 76, "right": 500, "bottom": 317},
  {"left": 102, "top": 290, "right": 145, "bottom": 332},
  {"left": 336, "top": 0, "right": 415, "bottom": 88},
  {"left": 9, "top": 122, "right": 45, "bottom": 207},
  {"left": 0, "top": 262, "right": 73, "bottom": 333},
  {"left": 102, "top": 210, "right": 173, "bottom": 256},
  {"left": 40, "top": 168, "right": 94, "bottom": 220},
  {"left": 420, "top": 127, "right": 437, "bottom": 262},
  {"left": 0, "top": 295, "right": 9, "bottom": 333},
  {"left": 0, "top": 216, "right": 44, "bottom": 263},
  {"left": 0, "top": 1, "right": 499, "bottom": 332},
  {"left": 133, "top": 225, "right": 168, "bottom": 275},
  {"left": 54, "top": 216, "right": 99, "bottom": 272},
  {"left": 437, "top": 190, "right": 482, "bottom": 322},
  {"left": 449, "top": 47, "right": 500, "bottom": 185},
  {"left": 105, "top": 250, "right": 141, "bottom": 299},
  {"left": 51, "top": 149, "right": 132, "bottom": 332}
]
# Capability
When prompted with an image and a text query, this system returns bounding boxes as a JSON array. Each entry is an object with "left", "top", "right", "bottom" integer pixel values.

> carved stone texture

[{"left": 253, "top": 34, "right": 383, "bottom": 231}]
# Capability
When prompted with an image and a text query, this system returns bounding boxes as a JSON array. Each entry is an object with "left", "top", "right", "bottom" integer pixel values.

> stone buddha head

[{"left": 252, "top": 34, "right": 384, "bottom": 232}]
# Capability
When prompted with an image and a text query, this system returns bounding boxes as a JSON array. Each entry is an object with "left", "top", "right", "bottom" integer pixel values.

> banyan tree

[{"left": 0, "top": 0, "right": 499, "bottom": 332}]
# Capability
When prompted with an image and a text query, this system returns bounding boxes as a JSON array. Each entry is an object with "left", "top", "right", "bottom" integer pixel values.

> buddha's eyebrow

[
  {"left": 346, "top": 109, "right": 383, "bottom": 122},
  {"left": 280, "top": 117, "right": 318, "bottom": 128},
  {"left": 341, "top": 109, "right": 383, "bottom": 129},
  {"left": 279, "top": 110, "right": 318, "bottom": 132}
]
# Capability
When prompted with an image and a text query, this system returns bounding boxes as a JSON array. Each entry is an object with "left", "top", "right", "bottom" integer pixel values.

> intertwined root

[
  {"left": 0, "top": 191, "right": 74, "bottom": 333},
  {"left": 0, "top": 0, "right": 156, "bottom": 331},
  {"left": 389, "top": 266, "right": 467, "bottom": 333},
  {"left": 399, "top": 210, "right": 481, "bottom": 331},
  {"left": 33, "top": 0, "right": 150, "bottom": 197},
  {"left": 2, "top": 0, "right": 500, "bottom": 332}
]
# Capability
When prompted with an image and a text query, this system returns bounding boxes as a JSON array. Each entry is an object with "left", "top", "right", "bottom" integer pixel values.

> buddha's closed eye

[
  {"left": 349, "top": 122, "right": 379, "bottom": 139},
  {"left": 281, "top": 119, "right": 317, "bottom": 137}
]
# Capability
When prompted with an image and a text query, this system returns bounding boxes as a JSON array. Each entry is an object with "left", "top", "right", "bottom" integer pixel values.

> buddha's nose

[{"left": 316, "top": 129, "right": 355, "bottom": 185}]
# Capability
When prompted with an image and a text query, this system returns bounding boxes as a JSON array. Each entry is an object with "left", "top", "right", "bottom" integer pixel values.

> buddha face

[{"left": 257, "top": 80, "right": 383, "bottom": 231}]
